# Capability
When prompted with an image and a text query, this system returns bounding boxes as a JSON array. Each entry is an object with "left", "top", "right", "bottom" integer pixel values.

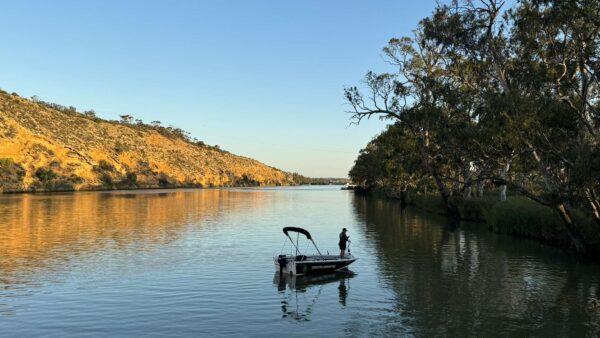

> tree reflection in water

[
  {"left": 351, "top": 194, "right": 600, "bottom": 336},
  {"left": 273, "top": 271, "right": 355, "bottom": 321}
]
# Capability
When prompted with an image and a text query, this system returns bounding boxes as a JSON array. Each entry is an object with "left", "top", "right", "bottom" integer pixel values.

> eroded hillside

[{"left": 0, "top": 91, "right": 295, "bottom": 192}]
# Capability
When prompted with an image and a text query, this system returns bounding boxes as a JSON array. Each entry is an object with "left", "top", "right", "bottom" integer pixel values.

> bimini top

[{"left": 283, "top": 227, "right": 312, "bottom": 240}]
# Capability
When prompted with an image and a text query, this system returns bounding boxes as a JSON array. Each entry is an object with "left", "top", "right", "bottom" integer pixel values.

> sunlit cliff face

[{"left": 0, "top": 92, "right": 294, "bottom": 192}]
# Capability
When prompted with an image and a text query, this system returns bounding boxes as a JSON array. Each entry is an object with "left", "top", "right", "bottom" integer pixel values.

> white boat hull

[{"left": 274, "top": 255, "right": 357, "bottom": 276}]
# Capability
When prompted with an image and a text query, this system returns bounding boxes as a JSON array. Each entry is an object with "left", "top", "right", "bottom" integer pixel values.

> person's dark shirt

[{"left": 339, "top": 231, "right": 348, "bottom": 245}]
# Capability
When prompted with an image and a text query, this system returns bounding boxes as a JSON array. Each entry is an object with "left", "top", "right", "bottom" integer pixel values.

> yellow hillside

[{"left": 0, "top": 91, "right": 295, "bottom": 192}]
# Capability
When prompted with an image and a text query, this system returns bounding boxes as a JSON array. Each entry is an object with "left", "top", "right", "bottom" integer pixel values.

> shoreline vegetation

[
  {"left": 346, "top": 0, "right": 600, "bottom": 258},
  {"left": 362, "top": 188, "right": 599, "bottom": 257},
  {"left": 0, "top": 89, "right": 346, "bottom": 193}
]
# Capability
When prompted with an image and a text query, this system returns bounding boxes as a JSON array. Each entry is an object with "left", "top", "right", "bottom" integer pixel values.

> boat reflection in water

[{"left": 273, "top": 271, "right": 355, "bottom": 321}]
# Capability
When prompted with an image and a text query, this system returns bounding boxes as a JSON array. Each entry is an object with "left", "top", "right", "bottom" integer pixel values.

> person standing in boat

[{"left": 339, "top": 228, "right": 349, "bottom": 258}]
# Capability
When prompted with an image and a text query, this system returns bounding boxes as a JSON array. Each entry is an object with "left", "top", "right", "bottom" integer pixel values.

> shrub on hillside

[
  {"left": 123, "top": 172, "right": 137, "bottom": 186},
  {"left": 158, "top": 172, "right": 174, "bottom": 188},
  {"left": 31, "top": 167, "right": 80, "bottom": 191},
  {"left": 35, "top": 167, "right": 57, "bottom": 182},
  {"left": 95, "top": 160, "right": 115, "bottom": 172},
  {"left": 0, "top": 158, "right": 25, "bottom": 191},
  {"left": 114, "top": 141, "right": 130, "bottom": 154},
  {"left": 99, "top": 172, "right": 113, "bottom": 186}
]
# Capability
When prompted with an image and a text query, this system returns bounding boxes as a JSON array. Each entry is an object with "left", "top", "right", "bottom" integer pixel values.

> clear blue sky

[{"left": 1, "top": 0, "right": 439, "bottom": 177}]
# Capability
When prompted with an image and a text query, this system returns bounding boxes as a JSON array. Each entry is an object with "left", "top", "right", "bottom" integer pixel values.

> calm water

[{"left": 1, "top": 186, "right": 599, "bottom": 337}]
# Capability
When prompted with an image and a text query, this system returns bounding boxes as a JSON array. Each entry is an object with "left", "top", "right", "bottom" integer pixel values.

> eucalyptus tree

[
  {"left": 403, "top": 0, "right": 598, "bottom": 252},
  {"left": 511, "top": 0, "right": 600, "bottom": 227},
  {"left": 345, "top": 27, "right": 482, "bottom": 225},
  {"left": 350, "top": 122, "right": 426, "bottom": 204}
]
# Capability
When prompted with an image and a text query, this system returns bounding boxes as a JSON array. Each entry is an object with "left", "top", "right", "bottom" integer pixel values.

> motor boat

[{"left": 274, "top": 227, "right": 357, "bottom": 275}]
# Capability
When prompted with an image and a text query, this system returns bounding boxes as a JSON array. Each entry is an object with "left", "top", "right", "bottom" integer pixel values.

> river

[{"left": 0, "top": 186, "right": 599, "bottom": 337}]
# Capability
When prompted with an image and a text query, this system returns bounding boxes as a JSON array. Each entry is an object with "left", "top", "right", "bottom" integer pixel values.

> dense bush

[
  {"left": 31, "top": 166, "right": 81, "bottom": 191},
  {"left": 406, "top": 193, "right": 600, "bottom": 250},
  {"left": 487, "top": 197, "right": 565, "bottom": 243},
  {"left": 0, "top": 158, "right": 25, "bottom": 191},
  {"left": 407, "top": 193, "right": 446, "bottom": 214},
  {"left": 96, "top": 160, "right": 115, "bottom": 172},
  {"left": 123, "top": 172, "right": 137, "bottom": 186},
  {"left": 114, "top": 141, "right": 130, "bottom": 154},
  {"left": 455, "top": 196, "right": 498, "bottom": 222},
  {"left": 35, "top": 167, "right": 57, "bottom": 182}
]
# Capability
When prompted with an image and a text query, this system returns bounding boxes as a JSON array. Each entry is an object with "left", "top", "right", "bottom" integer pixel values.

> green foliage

[
  {"left": 0, "top": 158, "right": 14, "bottom": 167},
  {"left": 408, "top": 194, "right": 446, "bottom": 214},
  {"left": 346, "top": 0, "right": 600, "bottom": 252},
  {"left": 114, "top": 141, "right": 129, "bottom": 154},
  {"left": 100, "top": 173, "right": 113, "bottom": 186},
  {"left": 97, "top": 160, "right": 115, "bottom": 172},
  {"left": 234, "top": 174, "right": 260, "bottom": 187},
  {"left": 2, "top": 125, "right": 17, "bottom": 139},
  {"left": 488, "top": 197, "right": 565, "bottom": 243},
  {"left": 31, "top": 167, "right": 80, "bottom": 191},
  {"left": 0, "top": 158, "right": 25, "bottom": 192},
  {"left": 291, "top": 173, "right": 346, "bottom": 185},
  {"left": 158, "top": 173, "right": 173, "bottom": 187},
  {"left": 124, "top": 172, "right": 137, "bottom": 186},
  {"left": 35, "top": 167, "right": 57, "bottom": 182},
  {"left": 455, "top": 196, "right": 498, "bottom": 222},
  {"left": 25, "top": 94, "right": 214, "bottom": 151}
]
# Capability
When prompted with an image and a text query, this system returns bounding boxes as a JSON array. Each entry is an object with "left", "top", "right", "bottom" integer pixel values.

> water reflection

[
  {"left": 1, "top": 187, "right": 599, "bottom": 336},
  {"left": 352, "top": 195, "right": 600, "bottom": 336},
  {"left": 0, "top": 189, "right": 270, "bottom": 313},
  {"left": 273, "top": 272, "right": 355, "bottom": 321}
]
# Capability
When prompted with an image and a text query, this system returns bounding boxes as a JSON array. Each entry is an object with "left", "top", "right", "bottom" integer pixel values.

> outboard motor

[{"left": 277, "top": 255, "right": 288, "bottom": 274}]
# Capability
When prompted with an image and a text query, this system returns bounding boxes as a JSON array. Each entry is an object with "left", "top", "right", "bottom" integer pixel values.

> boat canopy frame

[{"left": 282, "top": 227, "right": 324, "bottom": 259}]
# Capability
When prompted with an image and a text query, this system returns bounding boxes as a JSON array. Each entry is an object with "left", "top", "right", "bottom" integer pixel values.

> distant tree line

[
  {"left": 24, "top": 94, "right": 224, "bottom": 152},
  {"left": 291, "top": 173, "right": 349, "bottom": 185},
  {"left": 346, "top": 0, "right": 600, "bottom": 254}
]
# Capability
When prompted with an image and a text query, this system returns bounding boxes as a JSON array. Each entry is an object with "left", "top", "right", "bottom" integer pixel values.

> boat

[
  {"left": 340, "top": 183, "right": 357, "bottom": 190},
  {"left": 274, "top": 227, "right": 357, "bottom": 275}
]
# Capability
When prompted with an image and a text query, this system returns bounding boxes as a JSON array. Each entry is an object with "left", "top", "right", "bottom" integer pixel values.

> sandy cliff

[{"left": 0, "top": 91, "right": 294, "bottom": 192}]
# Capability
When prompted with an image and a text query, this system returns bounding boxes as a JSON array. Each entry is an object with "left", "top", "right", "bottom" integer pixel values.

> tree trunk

[
  {"left": 585, "top": 188, "right": 600, "bottom": 228},
  {"left": 500, "top": 153, "right": 514, "bottom": 201},
  {"left": 556, "top": 203, "right": 587, "bottom": 255},
  {"left": 430, "top": 166, "right": 460, "bottom": 226},
  {"left": 464, "top": 164, "right": 472, "bottom": 199},
  {"left": 499, "top": 184, "right": 507, "bottom": 201},
  {"left": 421, "top": 130, "right": 460, "bottom": 227},
  {"left": 527, "top": 144, "right": 587, "bottom": 252},
  {"left": 499, "top": 158, "right": 509, "bottom": 201}
]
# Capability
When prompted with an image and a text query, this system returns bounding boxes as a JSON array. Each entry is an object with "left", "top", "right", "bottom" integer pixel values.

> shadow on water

[
  {"left": 351, "top": 194, "right": 600, "bottom": 337},
  {"left": 273, "top": 271, "right": 356, "bottom": 322}
]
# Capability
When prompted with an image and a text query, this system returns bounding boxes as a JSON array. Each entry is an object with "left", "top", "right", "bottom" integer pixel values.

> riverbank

[
  {"left": 365, "top": 189, "right": 600, "bottom": 258},
  {"left": 0, "top": 179, "right": 291, "bottom": 194}
]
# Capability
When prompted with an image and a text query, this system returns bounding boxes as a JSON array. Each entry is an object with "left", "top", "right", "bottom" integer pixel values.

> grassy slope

[{"left": 0, "top": 92, "right": 295, "bottom": 192}]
